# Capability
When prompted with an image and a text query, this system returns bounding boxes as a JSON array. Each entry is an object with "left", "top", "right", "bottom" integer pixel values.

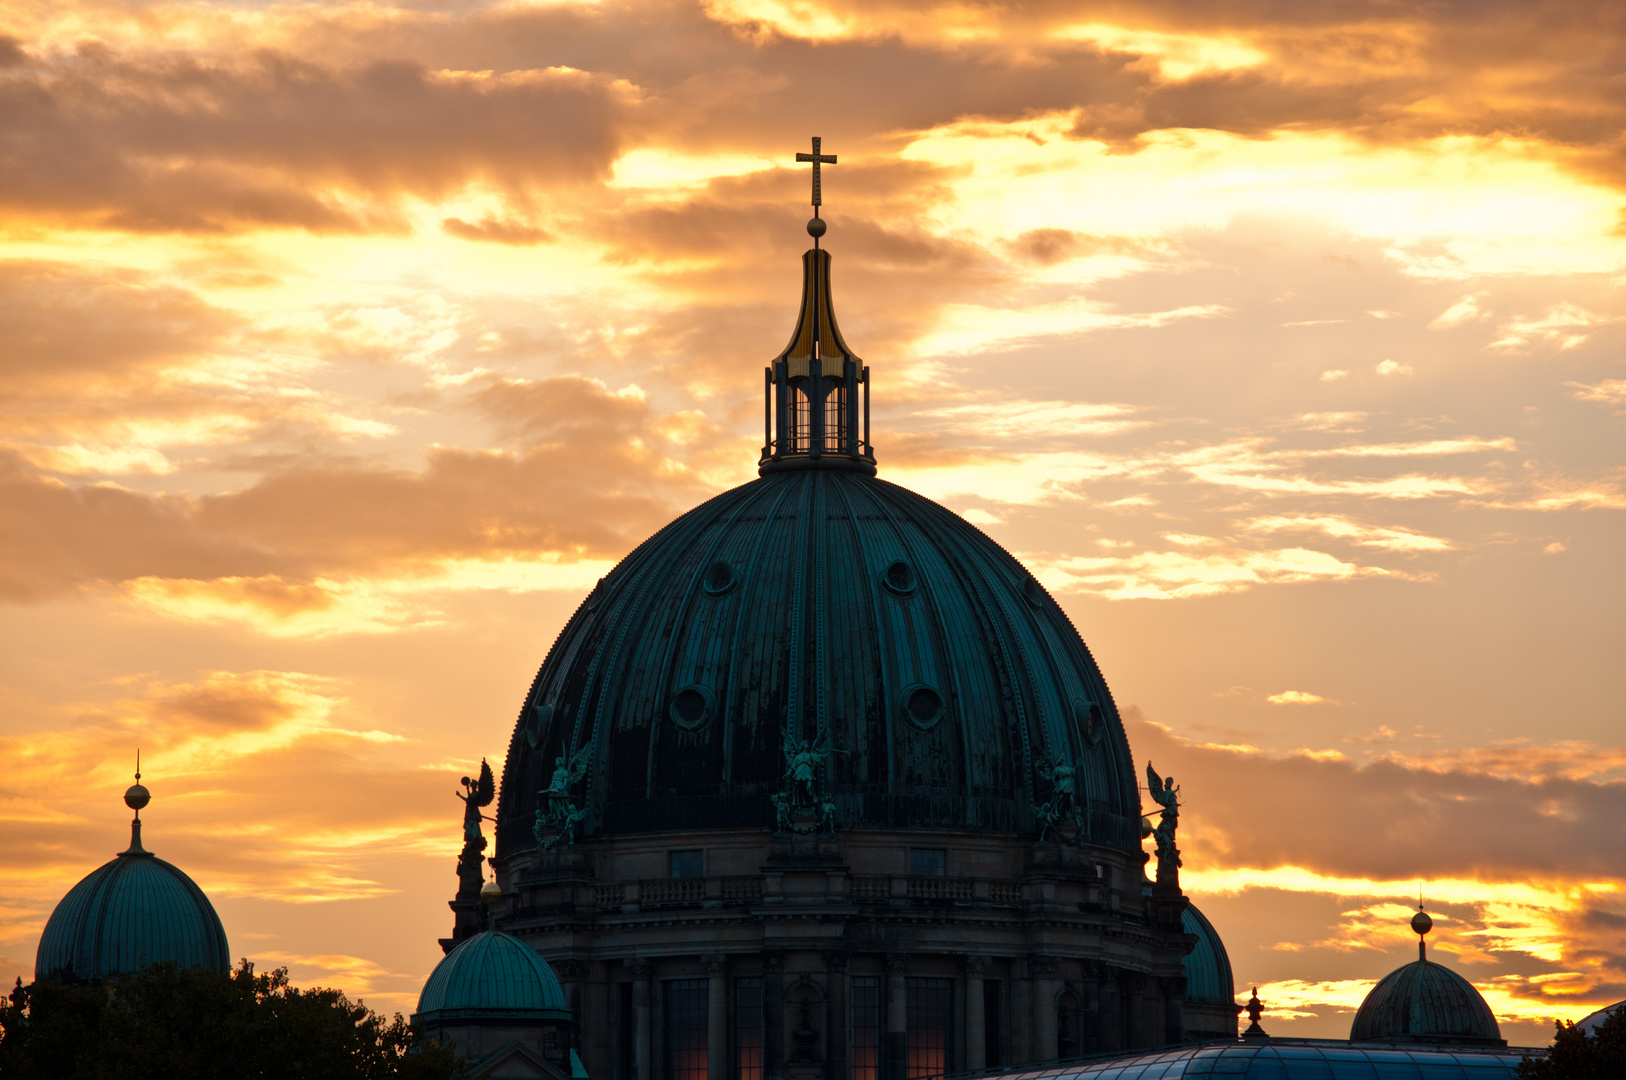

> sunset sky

[{"left": 2, "top": 0, "right": 1623, "bottom": 1049}]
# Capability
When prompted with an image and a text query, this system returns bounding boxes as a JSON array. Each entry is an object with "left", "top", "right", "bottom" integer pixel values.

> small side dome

[
  {"left": 414, "top": 931, "right": 572, "bottom": 1026},
  {"left": 36, "top": 773, "right": 228, "bottom": 982},
  {"left": 1181, "top": 903, "right": 1235, "bottom": 1005},
  {"left": 1350, "top": 959, "right": 1504, "bottom": 1045},
  {"left": 1351, "top": 902, "right": 1503, "bottom": 1046}
]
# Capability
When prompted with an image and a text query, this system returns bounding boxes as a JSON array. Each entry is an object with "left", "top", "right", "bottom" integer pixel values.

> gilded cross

[{"left": 795, "top": 136, "right": 838, "bottom": 209}]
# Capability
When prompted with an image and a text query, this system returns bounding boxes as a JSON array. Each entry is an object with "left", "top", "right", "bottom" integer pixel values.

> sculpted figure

[
  {"left": 774, "top": 724, "right": 842, "bottom": 833},
  {"left": 1035, "top": 754, "right": 1083, "bottom": 844},
  {"left": 1145, "top": 761, "right": 1182, "bottom": 870},
  {"left": 535, "top": 745, "right": 592, "bottom": 848},
  {"left": 456, "top": 759, "right": 495, "bottom": 848}
]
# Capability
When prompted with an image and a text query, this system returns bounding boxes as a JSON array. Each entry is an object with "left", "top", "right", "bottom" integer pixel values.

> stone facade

[{"left": 491, "top": 825, "right": 1192, "bottom": 1080}]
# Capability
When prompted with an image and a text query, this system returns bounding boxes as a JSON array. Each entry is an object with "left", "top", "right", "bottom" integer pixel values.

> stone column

[
  {"left": 585, "top": 965, "right": 610, "bottom": 1080},
  {"left": 1124, "top": 973, "right": 1148, "bottom": 1049},
  {"left": 764, "top": 953, "right": 785, "bottom": 1080},
  {"left": 557, "top": 959, "right": 587, "bottom": 1050},
  {"left": 708, "top": 957, "right": 729, "bottom": 1080},
  {"left": 1030, "top": 955, "right": 1059, "bottom": 1062},
  {"left": 630, "top": 961, "right": 654, "bottom": 1080},
  {"left": 885, "top": 955, "right": 909, "bottom": 1080},
  {"left": 824, "top": 952, "right": 849, "bottom": 1080},
  {"left": 1098, "top": 968, "right": 1121, "bottom": 1053},
  {"left": 1160, "top": 976, "right": 1185, "bottom": 1047},
  {"left": 1008, "top": 959, "right": 1030, "bottom": 1065},
  {"left": 962, "top": 958, "right": 987, "bottom": 1073}
]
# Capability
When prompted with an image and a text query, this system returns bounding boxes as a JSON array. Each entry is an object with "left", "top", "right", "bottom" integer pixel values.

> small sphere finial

[
  {"left": 124, "top": 750, "right": 151, "bottom": 812},
  {"left": 806, "top": 216, "right": 827, "bottom": 239},
  {"left": 480, "top": 880, "right": 502, "bottom": 906},
  {"left": 1411, "top": 906, "right": 1433, "bottom": 938}
]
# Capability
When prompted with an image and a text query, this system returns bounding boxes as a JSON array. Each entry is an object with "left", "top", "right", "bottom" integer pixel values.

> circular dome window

[
  {"left": 527, "top": 703, "right": 553, "bottom": 748},
  {"left": 702, "top": 561, "right": 738, "bottom": 596},
  {"left": 900, "top": 683, "right": 945, "bottom": 730},
  {"left": 1075, "top": 699, "right": 1104, "bottom": 745},
  {"left": 882, "top": 560, "right": 917, "bottom": 596},
  {"left": 1022, "top": 574, "right": 1045, "bottom": 608},
  {"left": 669, "top": 685, "right": 714, "bottom": 731}
]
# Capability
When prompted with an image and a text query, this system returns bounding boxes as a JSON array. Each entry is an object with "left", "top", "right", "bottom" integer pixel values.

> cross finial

[{"left": 795, "top": 136, "right": 838, "bottom": 212}]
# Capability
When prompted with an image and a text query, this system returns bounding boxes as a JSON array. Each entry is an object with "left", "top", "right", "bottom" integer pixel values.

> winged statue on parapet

[
  {"left": 774, "top": 724, "right": 843, "bottom": 834},
  {"left": 535, "top": 744, "right": 592, "bottom": 849},
  {"left": 1145, "top": 760, "right": 1182, "bottom": 874},
  {"left": 457, "top": 759, "right": 496, "bottom": 847}
]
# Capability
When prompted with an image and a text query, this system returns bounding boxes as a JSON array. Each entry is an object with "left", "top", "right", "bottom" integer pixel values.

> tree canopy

[
  {"left": 1518, "top": 1005, "right": 1626, "bottom": 1080},
  {"left": 0, "top": 960, "right": 464, "bottom": 1080}
]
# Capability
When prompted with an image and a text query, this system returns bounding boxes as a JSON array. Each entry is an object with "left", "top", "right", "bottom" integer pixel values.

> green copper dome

[
  {"left": 35, "top": 819, "right": 229, "bottom": 982},
  {"left": 1181, "top": 903, "right": 1235, "bottom": 1005},
  {"left": 414, "top": 930, "right": 571, "bottom": 1025},
  {"left": 497, "top": 468, "right": 1141, "bottom": 852},
  {"left": 1350, "top": 958, "right": 1503, "bottom": 1046}
]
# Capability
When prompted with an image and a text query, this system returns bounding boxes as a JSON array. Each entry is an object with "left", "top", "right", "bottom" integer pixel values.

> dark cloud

[
  {"left": 0, "top": 374, "right": 702, "bottom": 602},
  {"left": 1130, "top": 714, "right": 1626, "bottom": 881},
  {"left": 4, "top": 0, "right": 1622, "bottom": 234},
  {"left": 0, "top": 261, "right": 236, "bottom": 391},
  {"left": 0, "top": 47, "right": 626, "bottom": 232}
]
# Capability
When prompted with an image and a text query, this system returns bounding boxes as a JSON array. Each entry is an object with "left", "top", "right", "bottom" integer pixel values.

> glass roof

[{"left": 964, "top": 1040, "right": 1540, "bottom": 1080}]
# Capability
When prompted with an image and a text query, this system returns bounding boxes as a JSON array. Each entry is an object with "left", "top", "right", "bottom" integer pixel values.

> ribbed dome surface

[
  {"left": 1181, "top": 903, "right": 1234, "bottom": 1004},
  {"left": 415, "top": 930, "right": 571, "bottom": 1024},
  {"left": 1351, "top": 959, "right": 1503, "bottom": 1045},
  {"left": 496, "top": 468, "right": 1141, "bottom": 853},
  {"left": 35, "top": 848, "right": 229, "bottom": 981}
]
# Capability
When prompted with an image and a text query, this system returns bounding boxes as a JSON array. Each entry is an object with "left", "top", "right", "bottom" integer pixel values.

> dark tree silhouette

[
  {"left": 0, "top": 960, "right": 464, "bottom": 1080},
  {"left": 1518, "top": 1006, "right": 1626, "bottom": 1080}
]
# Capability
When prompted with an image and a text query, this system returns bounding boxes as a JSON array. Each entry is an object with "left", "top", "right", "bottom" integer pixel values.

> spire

[
  {"left": 120, "top": 751, "right": 152, "bottom": 856},
  {"left": 1412, "top": 894, "right": 1434, "bottom": 962},
  {"left": 761, "top": 137, "right": 876, "bottom": 475}
]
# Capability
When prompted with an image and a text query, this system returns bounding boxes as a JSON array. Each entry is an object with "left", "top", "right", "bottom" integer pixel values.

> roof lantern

[
  {"left": 35, "top": 757, "right": 230, "bottom": 982},
  {"left": 761, "top": 136, "right": 875, "bottom": 475},
  {"left": 1349, "top": 899, "right": 1504, "bottom": 1046}
]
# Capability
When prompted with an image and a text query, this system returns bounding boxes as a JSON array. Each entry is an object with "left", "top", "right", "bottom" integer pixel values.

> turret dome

[
  {"left": 414, "top": 930, "right": 571, "bottom": 1026},
  {"left": 1350, "top": 906, "right": 1503, "bottom": 1046},
  {"left": 1181, "top": 902, "right": 1235, "bottom": 1005},
  {"left": 35, "top": 774, "right": 229, "bottom": 982}
]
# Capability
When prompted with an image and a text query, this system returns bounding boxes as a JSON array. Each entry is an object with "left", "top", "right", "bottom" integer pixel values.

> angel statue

[
  {"left": 1145, "top": 761, "right": 1182, "bottom": 872},
  {"left": 535, "top": 744, "right": 592, "bottom": 849},
  {"left": 1034, "top": 754, "right": 1082, "bottom": 843},
  {"left": 773, "top": 724, "right": 843, "bottom": 833},
  {"left": 456, "top": 759, "right": 496, "bottom": 849}
]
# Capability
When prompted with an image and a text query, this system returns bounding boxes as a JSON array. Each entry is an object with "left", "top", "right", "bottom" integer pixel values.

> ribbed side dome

[
  {"left": 1181, "top": 903, "right": 1234, "bottom": 1004},
  {"left": 496, "top": 469, "right": 1141, "bottom": 853},
  {"left": 36, "top": 849, "right": 229, "bottom": 981},
  {"left": 415, "top": 930, "right": 571, "bottom": 1025},
  {"left": 1350, "top": 959, "right": 1503, "bottom": 1045}
]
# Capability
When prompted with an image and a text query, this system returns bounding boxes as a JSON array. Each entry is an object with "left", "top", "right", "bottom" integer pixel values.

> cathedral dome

[
  {"left": 1350, "top": 907, "right": 1503, "bottom": 1046},
  {"left": 414, "top": 929, "right": 571, "bottom": 1026},
  {"left": 494, "top": 465, "right": 1141, "bottom": 854},
  {"left": 35, "top": 777, "right": 229, "bottom": 982}
]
